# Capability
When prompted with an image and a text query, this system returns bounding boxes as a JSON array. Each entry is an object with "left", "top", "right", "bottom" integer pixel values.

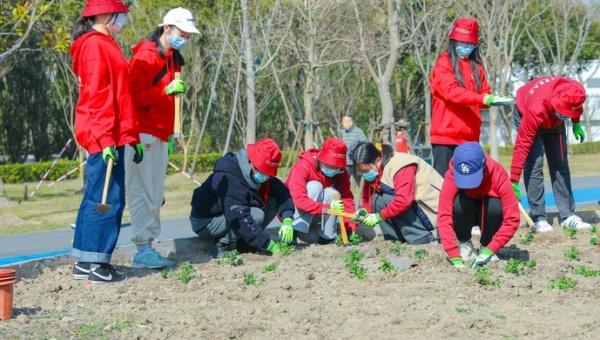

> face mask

[
  {"left": 167, "top": 32, "right": 189, "bottom": 50},
  {"left": 362, "top": 169, "right": 378, "bottom": 182},
  {"left": 253, "top": 170, "right": 269, "bottom": 184},
  {"left": 107, "top": 13, "right": 127, "bottom": 34},
  {"left": 456, "top": 43, "right": 476, "bottom": 58},
  {"left": 555, "top": 112, "right": 570, "bottom": 122},
  {"left": 321, "top": 165, "right": 342, "bottom": 178}
]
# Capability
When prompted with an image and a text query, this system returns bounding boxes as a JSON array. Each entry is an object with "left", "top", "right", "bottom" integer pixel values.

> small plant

[
  {"left": 547, "top": 277, "right": 576, "bottom": 290},
  {"left": 348, "top": 263, "right": 368, "bottom": 280},
  {"left": 591, "top": 225, "right": 598, "bottom": 234},
  {"left": 335, "top": 234, "right": 343, "bottom": 246},
  {"left": 389, "top": 242, "right": 406, "bottom": 256},
  {"left": 564, "top": 246, "right": 579, "bottom": 261},
  {"left": 349, "top": 232, "right": 363, "bottom": 245},
  {"left": 244, "top": 273, "right": 256, "bottom": 285},
  {"left": 374, "top": 247, "right": 382, "bottom": 256},
  {"left": 503, "top": 258, "right": 536, "bottom": 276},
  {"left": 378, "top": 257, "right": 396, "bottom": 273},
  {"left": 278, "top": 242, "right": 294, "bottom": 256},
  {"left": 262, "top": 262, "right": 279, "bottom": 273},
  {"left": 574, "top": 266, "right": 600, "bottom": 277},
  {"left": 563, "top": 227, "right": 577, "bottom": 239},
  {"left": 590, "top": 236, "right": 599, "bottom": 246},
  {"left": 526, "top": 259, "right": 537, "bottom": 269},
  {"left": 414, "top": 248, "right": 429, "bottom": 259},
  {"left": 161, "top": 261, "right": 197, "bottom": 284},
  {"left": 343, "top": 249, "right": 365, "bottom": 266},
  {"left": 343, "top": 249, "right": 368, "bottom": 280},
  {"left": 519, "top": 233, "right": 535, "bottom": 245},
  {"left": 455, "top": 306, "right": 472, "bottom": 315},
  {"left": 474, "top": 267, "right": 501, "bottom": 287},
  {"left": 218, "top": 250, "right": 244, "bottom": 266}
]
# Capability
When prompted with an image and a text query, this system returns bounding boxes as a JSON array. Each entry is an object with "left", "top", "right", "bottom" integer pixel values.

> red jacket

[
  {"left": 70, "top": 32, "right": 139, "bottom": 154},
  {"left": 438, "top": 157, "right": 519, "bottom": 259},
  {"left": 360, "top": 164, "right": 417, "bottom": 220},
  {"left": 286, "top": 149, "right": 356, "bottom": 231},
  {"left": 129, "top": 40, "right": 182, "bottom": 141},
  {"left": 510, "top": 76, "right": 578, "bottom": 182},
  {"left": 429, "top": 51, "right": 491, "bottom": 145}
]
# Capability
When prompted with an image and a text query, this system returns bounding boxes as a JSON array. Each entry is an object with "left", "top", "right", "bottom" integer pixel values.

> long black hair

[
  {"left": 71, "top": 16, "right": 94, "bottom": 40},
  {"left": 350, "top": 142, "right": 394, "bottom": 175},
  {"left": 447, "top": 39, "right": 483, "bottom": 92},
  {"left": 146, "top": 26, "right": 185, "bottom": 66}
]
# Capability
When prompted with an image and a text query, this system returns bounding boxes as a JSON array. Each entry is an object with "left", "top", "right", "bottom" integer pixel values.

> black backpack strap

[{"left": 151, "top": 65, "right": 168, "bottom": 86}]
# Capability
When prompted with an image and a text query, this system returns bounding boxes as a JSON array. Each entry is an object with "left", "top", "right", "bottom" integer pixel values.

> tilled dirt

[{"left": 1, "top": 229, "right": 600, "bottom": 339}]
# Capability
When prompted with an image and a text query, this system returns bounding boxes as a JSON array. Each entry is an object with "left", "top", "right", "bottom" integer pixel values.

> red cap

[
  {"left": 550, "top": 79, "right": 586, "bottom": 118},
  {"left": 247, "top": 138, "right": 282, "bottom": 177},
  {"left": 82, "top": 0, "right": 128, "bottom": 17},
  {"left": 317, "top": 137, "right": 347, "bottom": 169},
  {"left": 449, "top": 18, "right": 479, "bottom": 44}
]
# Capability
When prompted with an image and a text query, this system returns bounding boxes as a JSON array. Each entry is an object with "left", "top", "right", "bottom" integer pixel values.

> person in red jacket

[
  {"left": 126, "top": 7, "right": 200, "bottom": 270},
  {"left": 70, "top": 0, "right": 140, "bottom": 284},
  {"left": 510, "top": 76, "right": 591, "bottom": 232},
  {"left": 286, "top": 138, "right": 357, "bottom": 244},
  {"left": 429, "top": 17, "right": 513, "bottom": 176},
  {"left": 438, "top": 142, "right": 520, "bottom": 269},
  {"left": 352, "top": 142, "right": 441, "bottom": 244}
]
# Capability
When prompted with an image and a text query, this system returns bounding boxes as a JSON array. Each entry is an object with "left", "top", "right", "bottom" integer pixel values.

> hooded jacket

[
  {"left": 129, "top": 39, "right": 182, "bottom": 141},
  {"left": 70, "top": 31, "right": 139, "bottom": 154},
  {"left": 429, "top": 51, "right": 491, "bottom": 145},
  {"left": 191, "top": 149, "right": 295, "bottom": 249},
  {"left": 286, "top": 149, "right": 356, "bottom": 231}
]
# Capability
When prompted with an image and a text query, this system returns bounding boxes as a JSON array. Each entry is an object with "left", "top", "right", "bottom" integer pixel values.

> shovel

[
  {"left": 331, "top": 193, "right": 349, "bottom": 245},
  {"left": 96, "top": 158, "right": 114, "bottom": 214}
]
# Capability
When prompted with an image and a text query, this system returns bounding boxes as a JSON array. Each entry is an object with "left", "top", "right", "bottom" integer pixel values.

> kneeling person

[{"left": 190, "top": 138, "right": 294, "bottom": 255}]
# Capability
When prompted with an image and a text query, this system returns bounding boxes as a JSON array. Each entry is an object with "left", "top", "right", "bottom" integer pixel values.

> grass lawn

[{"left": 0, "top": 153, "right": 598, "bottom": 235}]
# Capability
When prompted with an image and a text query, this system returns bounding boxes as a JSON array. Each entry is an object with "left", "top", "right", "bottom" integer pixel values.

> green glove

[
  {"left": 266, "top": 240, "right": 281, "bottom": 255},
  {"left": 512, "top": 182, "right": 521, "bottom": 200},
  {"left": 363, "top": 213, "right": 382, "bottom": 228},
  {"left": 102, "top": 146, "right": 117, "bottom": 165},
  {"left": 471, "top": 247, "right": 494, "bottom": 268},
  {"left": 353, "top": 208, "right": 368, "bottom": 223},
  {"left": 572, "top": 122, "right": 585, "bottom": 143},
  {"left": 168, "top": 136, "right": 175, "bottom": 156},
  {"left": 132, "top": 144, "right": 144, "bottom": 164},
  {"left": 449, "top": 257, "right": 466, "bottom": 269},
  {"left": 330, "top": 199, "right": 344, "bottom": 213},
  {"left": 165, "top": 79, "right": 186, "bottom": 95},
  {"left": 483, "top": 94, "right": 514, "bottom": 106},
  {"left": 278, "top": 217, "right": 294, "bottom": 244}
]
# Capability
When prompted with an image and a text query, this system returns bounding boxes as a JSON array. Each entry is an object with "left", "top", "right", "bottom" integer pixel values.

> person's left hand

[
  {"left": 330, "top": 199, "right": 344, "bottom": 213},
  {"left": 363, "top": 213, "right": 382, "bottom": 228},
  {"left": 278, "top": 217, "right": 294, "bottom": 244},
  {"left": 471, "top": 247, "right": 494, "bottom": 268},
  {"left": 168, "top": 136, "right": 175, "bottom": 156},
  {"left": 572, "top": 122, "right": 585, "bottom": 143},
  {"left": 132, "top": 144, "right": 144, "bottom": 164}
]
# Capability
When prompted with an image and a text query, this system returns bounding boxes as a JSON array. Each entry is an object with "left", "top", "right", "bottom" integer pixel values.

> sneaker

[
  {"left": 561, "top": 215, "right": 591, "bottom": 230},
  {"left": 532, "top": 219, "right": 553, "bottom": 233},
  {"left": 471, "top": 226, "right": 481, "bottom": 236},
  {"left": 459, "top": 240, "right": 475, "bottom": 261},
  {"left": 87, "top": 264, "right": 127, "bottom": 284},
  {"left": 73, "top": 262, "right": 91, "bottom": 280},
  {"left": 318, "top": 236, "right": 335, "bottom": 245},
  {"left": 131, "top": 248, "right": 175, "bottom": 269}
]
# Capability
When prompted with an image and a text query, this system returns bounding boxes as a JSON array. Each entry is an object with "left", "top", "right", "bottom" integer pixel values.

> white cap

[{"left": 160, "top": 7, "right": 200, "bottom": 34}]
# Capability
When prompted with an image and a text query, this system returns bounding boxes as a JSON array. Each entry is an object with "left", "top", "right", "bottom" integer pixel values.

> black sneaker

[
  {"left": 318, "top": 236, "right": 334, "bottom": 245},
  {"left": 73, "top": 262, "right": 91, "bottom": 280},
  {"left": 87, "top": 264, "right": 127, "bottom": 284}
]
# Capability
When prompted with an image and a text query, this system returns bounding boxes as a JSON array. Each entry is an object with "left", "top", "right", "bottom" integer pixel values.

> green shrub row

[{"left": 0, "top": 160, "right": 81, "bottom": 183}]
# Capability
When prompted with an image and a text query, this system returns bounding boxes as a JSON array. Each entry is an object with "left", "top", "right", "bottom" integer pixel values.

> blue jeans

[{"left": 72, "top": 147, "right": 126, "bottom": 263}]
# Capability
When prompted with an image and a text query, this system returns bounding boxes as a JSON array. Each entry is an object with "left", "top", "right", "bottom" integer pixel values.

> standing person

[
  {"left": 429, "top": 17, "right": 513, "bottom": 176},
  {"left": 70, "top": 0, "right": 140, "bottom": 284},
  {"left": 340, "top": 116, "right": 368, "bottom": 185},
  {"left": 510, "top": 76, "right": 591, "bottom": 232},
  {"left": 352, "top": 142, "right": 441, "bottom": 245},
  {"left": 438, "top": 143, "right": 520, "bottom": 269},
  {"left": 189, "top": 138, "right": 295, "bottom": 256},
  {"left": 286, "top": 137, "right": 357, "bottom": 244},
  {"left": 127, "top": 7, "right": 200, "bottom": 269}
]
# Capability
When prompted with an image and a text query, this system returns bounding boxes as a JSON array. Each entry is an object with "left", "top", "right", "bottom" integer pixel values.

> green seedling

[
  {"left": 547, "top": 277, "right": 576, "bottom": 290},
  {"left": 503, "top": 258, "right": 536, "bottom": 276},
  {"left": 343, "top": 249, "right": 365, "bottom": 266},
  {"left": 161, "top": 261, "right": 196, "bottom": 284},
  {"left": 244, "top": 273, "right": 256, "bottom": 285},
  {"left": 262, "top": 262, "right": 279, "bottom": 273},
  {"left": 348, "top": 263, "right": 368, "bottom": 280},
  {"left": 218, "top": 250, "right": 244, "bottom": 266},
  {"left": 455, "top": 306, "right": 472, "bottom": 315},
  {"left": 378, "top": 257, "right": 396, "bottom": 273},
  {"left": 526, "top": 259, "right": 537, "bottom": 269},
  {"left": 590, "top": 236, "right": 599, "bottom": 246},
  {"left": 591, "top": 225, "right": 598, "bottom": 234},
  {"left": 564, "top": 246, "right": 579, "bottom": 261},
  {"left": 414, "top": 248, "right": 429, "bottom": 259},
  {"left": 343, "top": 249, "right": 367, "bottom": 280},
  {"left": 519, "top": 233, "right": 535, "bottom": 245},
  {"left": 563, "top": 227, "right": 577, "bottom": 239},
  {"left": 278, "top": 242, "right": 294, "bottom": 256},
  {"left": 573, "top": 266, "right": 600, "bottom": 277},
  {"left": 389, "top": 242, "right": 406, "bottom": 256},
  {"left": 335, "top": 234, "right": 343, "bottom": 246},
  {"left": 349, "top": 232, "right": 363, "bottom": 245},
  {"left": 474, "top": 267, "right": 501, "bottom": 287}
]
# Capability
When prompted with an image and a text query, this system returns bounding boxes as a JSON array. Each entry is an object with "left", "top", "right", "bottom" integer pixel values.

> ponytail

[{"left": 71, "top": 16, "right": 94, "bottom": 40}]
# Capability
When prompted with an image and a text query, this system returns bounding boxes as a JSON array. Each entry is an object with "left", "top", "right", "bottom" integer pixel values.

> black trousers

[
  {"left": 453, "top": 192, "right": 502, "bottom": 247},
  {"left": 432, "top": 144, "right": 457, "bottom": 176}
]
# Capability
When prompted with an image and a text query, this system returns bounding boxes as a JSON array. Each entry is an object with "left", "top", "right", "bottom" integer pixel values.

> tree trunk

[
  {"left": 378, "top": 82, "right": 394, "bottom": 145},
  {"left": 424, "top": 86, "right": 432, "bottom": 145},
  {"left": 303, "top": 68, "right": 315, "bottom": 150},
  {"left": 241, "top": 0, "right": 257, "bottom": 144}
]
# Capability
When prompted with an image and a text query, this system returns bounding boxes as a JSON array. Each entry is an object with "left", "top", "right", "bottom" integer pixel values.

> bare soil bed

[{"left": 2, "top": 227, "right": 600, "bottom": 339}]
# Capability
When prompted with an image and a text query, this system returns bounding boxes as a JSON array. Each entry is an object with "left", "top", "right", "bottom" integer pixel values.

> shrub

[{"left": 0, "top": 160, "right": 80, "bottom": 183}]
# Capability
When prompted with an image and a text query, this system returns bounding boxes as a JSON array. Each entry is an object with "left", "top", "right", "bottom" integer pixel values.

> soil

[{"left": 1, "top": 229, "right": 600, "bottom": 339}]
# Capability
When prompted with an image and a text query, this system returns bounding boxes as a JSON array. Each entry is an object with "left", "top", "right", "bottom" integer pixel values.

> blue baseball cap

[{"left": 453, "top": 142, "right": 486, "bottom": 189}]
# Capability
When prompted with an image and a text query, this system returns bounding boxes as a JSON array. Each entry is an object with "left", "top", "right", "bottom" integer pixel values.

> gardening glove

[
  {"left": 102, "top": 146, "right": 117, "bottom": 165},
  {"left": 512, "top": 182, "right": 521, "bottom": 200},
  {"left": 330, "top": 199, "right": 344, "bottom": 213},
  {"left": 449, "top": 257, "right": 466, "bottom": 269},
  {"left": 266, "top": 240, "right": 281, "bottom": 255},
  {"left": 363, "top": 213, "right": 382, "bottom": 228},
  {"left": 165, "top": 79, "right": 186, "bottom": 95},
  {"left": 353, "top": 208, "right": 369, "bottom": 223},
  {"left": 470, "top": 247, "right": 494, "bottom": 268},
  {"left": 572, "top": 122, "right": 585, "bottom": 143},
  {"left": 168, "top": 135, "right": 175, "bottom": 156},
  {"left": 132, "top": 143, "right": 144, "bottom": 164},
  {"left": 279, "top": 217, "right": 294, "bottom": 244},
  {"left": 483, "top": 94, "right": 514, "bottom": 106}
]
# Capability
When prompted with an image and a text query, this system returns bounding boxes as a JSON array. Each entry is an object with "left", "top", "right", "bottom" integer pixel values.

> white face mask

[{"left": 107, "top": 13, "right": 127, "bottom": 34}]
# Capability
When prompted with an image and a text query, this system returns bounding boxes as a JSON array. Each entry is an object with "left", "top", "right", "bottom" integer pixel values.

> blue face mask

[
  {"left": 253, "top": 170, "right": 270, "bottom": 184},
  {"left": 321, "top": 165, "right": 342, "bottom": 178},
  {"left": 456, "top": 43, "right": 476, "bottom": 58},
  {"left": 555, "top": 112, "right": 570, "bottom": 122},
  {"left": 167, "top": 33, "right": 189, "bottom": 50},
  {"left": 362, "top": 169, "right": 378, "bottom": 182}
]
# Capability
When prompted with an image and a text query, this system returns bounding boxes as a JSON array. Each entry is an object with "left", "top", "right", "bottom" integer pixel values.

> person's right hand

[
  {"left": 266, "top": 240, "right": 282, "bottom": 255},
  {"left": 165, "top": 79, "right": 186, "bottom": 95},
  {"left": 449, "top": 257, "right": 466, "bottom": 269},
  {"left": 278, "top": 217, "right": 294, "bottom": 244},
  {"left": 363, "top": 213, "right": 382, "bottom": 228},
  {"left": 168, "top": 136, "right": 175, "bottom": 156},
  {"left": 132, "top": 143, "right": 144, "bottom": 164},
  {"left": 102, "top": 146, "right": 117, "bottom": 165},
  {"left": 483, "top": 94, "right": 514, "bottom": 106},
  {"left": 512, "top": 181, "right": 522, "bottom": 200},
  {"left": 353, "top": 208, "right": 368, "bottom": 223},
  {"left": 330, "top": 199, "right": 344, "bottom": 213}
]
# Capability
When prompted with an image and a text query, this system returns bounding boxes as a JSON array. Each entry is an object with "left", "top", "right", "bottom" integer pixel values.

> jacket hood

[
  {"left": 70, "top": 32, "right": 111, "bottom": 73},
  {"left": 132, "top": 39, "right": 161, "bottom": 56},
  {"left": 236, "top": 149, "right": 259, "bottom": 189}
]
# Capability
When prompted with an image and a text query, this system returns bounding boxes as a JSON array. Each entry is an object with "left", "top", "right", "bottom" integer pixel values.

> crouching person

[
  {"left": 189, "top": 138, "right": 294, "bottom": 256},
  {"left": 438, "top": 142, "right": 520, "bottom": 269},
  {"left": 352, "top": 142, "right": 441, "bottom": 244}
]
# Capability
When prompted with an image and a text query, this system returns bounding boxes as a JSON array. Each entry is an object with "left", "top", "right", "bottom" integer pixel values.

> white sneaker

[
  {"left": 531, "top": 219, "right": 553, "bottom": 233},
  {"left": 459, "top": 240, "right": 475, "bottom": 261},
  {"left": 561, "top": 215, "right": 591, "bottom": 230},
  {"left": 471, "top": 226, "right": 481, "bottom": 236}
]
